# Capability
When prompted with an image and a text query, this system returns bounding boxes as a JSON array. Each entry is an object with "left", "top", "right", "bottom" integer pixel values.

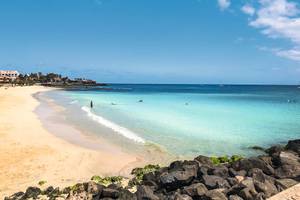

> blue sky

[{"left": 0, "top": 0, "right": 300, "bottom": 84}]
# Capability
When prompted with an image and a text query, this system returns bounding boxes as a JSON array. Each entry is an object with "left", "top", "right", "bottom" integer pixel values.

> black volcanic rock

[
  {"left": 203, "top": 189, "right": 228, "bottom": 200},
  {"left": 254, "top": 192, "right": 266, "bottom": 200},
  {"left": 257, "top": 156, "right": 273, "bottom": 167},
  {"left": 210, "top": 166, "right": 229, "bottom": 178},
  {"left": 265, "top": 145, "right": 284, "bottom": 158},
  {"left": 238, "top": 187, "right": 257, "bottom": 200},
  {"left": 194, "top": 155, "right": 213, "bottom": 167},
  {"left": 248, "top": 168, "right": 275, "bottom": 184},
  {"left": 227, "top": 177, "right": 239, "bottom": 187},
  {"left": 227, "top": 178, "right": 257, "bottom": 197},
  {"left": 274, "top": 151, "right": 300, "bottom": 179},
  {"left": 136, "top": 185, "right": 159, "bottom": 200},
  {"left": 159, "top": 161, "right": 198, "bottom": 190},
  {"left": 4, "top": 192, "right": 25, "bottom": 200},
  {"left": 86, "top": 181, "right": 103, "bottom": 196},
  {"left": 43, "top": 186, "right": 55, "bottom": 195},
  {"left": 286, "top": 139, "right": 300, "bottom": 155},
  {"left": 159, "top": 170, "right": 196, "bottom": 190},
  {"left": 118, "top": 189, "right": 137, "bottom": 200},
  {"left": 231, "top": 157, "right": 274, "bottom": 175},
  {"left": 182, "top": 182, "right": 208, "bottom": 197},
  {"left": 228, "top": 168, "right": 247, "bottom": 177},
  {"left": 253, "top": 178, "right": 278, "bottom": 198},
  {"left": 275, "top": 178, "right": 298, "bottom": 191},
  {"left": 228, "top": 195, "right": 243, "bottom": 200},
  {"left": 198, "top": 165, "right": 211, "bottom": 177},
  {"left": 47, "top": 187, "right": 60, "bottom": 198},
  {"left": 24, "top": 187, "right": 41, "bottom": 199},
  {"left": 202, "top": 175, "right": 230, "bottom": 189},
  {"left": 174, "top": 193, "right": 193, "bottom": 200},
  {"left": 277, "top": 151, "right": 299, "bottom": 166},
  {"left": 102, "top": 188, "right": 119, "bottom": 198}
]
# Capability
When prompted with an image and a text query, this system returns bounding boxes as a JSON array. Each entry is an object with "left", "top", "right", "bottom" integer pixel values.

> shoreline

[
  {"left": 34, "top": 88, "right": 175, "bottom": 164},
  {"left": 0, "top": 86, "right": 149, "bottom": 198},
  {"left": 35, "top": 89, "right": 176, "bottom": 163}
]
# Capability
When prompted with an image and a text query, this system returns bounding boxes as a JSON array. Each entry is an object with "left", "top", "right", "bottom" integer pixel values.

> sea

[{"left": 42, "top": 84, "right": 300, "bottom": 158}]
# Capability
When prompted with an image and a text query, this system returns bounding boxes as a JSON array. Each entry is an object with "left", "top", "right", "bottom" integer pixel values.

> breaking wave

[{"left": 81, "top": 106, "right": 145, "bottom": 143}]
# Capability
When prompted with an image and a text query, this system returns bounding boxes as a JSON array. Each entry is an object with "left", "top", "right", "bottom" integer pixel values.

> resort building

[{"left": 0, "top": 70, "right": 20, "bottom": 82}]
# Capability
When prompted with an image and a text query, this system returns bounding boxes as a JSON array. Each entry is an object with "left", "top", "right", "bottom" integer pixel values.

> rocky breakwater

[{"left": 5, "top": 139, "right": 300, "bottom": 200}]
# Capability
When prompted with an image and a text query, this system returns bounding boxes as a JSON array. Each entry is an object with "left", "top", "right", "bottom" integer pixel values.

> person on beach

[{"left": 90, "top": 100, "right": 93, "bottom": 108}]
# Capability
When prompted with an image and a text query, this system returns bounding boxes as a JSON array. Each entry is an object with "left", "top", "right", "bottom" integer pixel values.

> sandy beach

[{"left": 0, "top": 86, "right": 144, "bottom": 198}]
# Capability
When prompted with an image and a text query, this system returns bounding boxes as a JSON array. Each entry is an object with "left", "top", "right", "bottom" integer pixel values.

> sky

[{"left": 0, "top": 0, "right": 300, "bottom": 84}]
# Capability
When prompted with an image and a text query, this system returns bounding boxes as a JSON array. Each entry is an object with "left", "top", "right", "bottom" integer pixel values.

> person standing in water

[{"left": 90, "top": 100, "right": 93, "bottom": 108}]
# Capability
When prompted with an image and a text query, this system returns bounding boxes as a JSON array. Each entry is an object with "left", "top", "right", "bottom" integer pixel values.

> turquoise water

[{"left": 48, "top": 85, "right": 300, "bottom": 157}]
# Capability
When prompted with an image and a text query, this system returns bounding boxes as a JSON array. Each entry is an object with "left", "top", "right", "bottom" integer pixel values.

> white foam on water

[{"left": 81, "top": 106, "right": 145, "bottom": 143}]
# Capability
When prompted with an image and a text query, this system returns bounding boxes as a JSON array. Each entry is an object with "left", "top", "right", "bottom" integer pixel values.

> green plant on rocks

[
  {"left": 210, "top": 155, "right": 243, "bottom": 165},
  {"left": 210, "top": 156, "right": 222, "bottom": 165},
  {"left": 231, "top": 155, "right": 243, "bottom": 162},
  {"left": 91, "top": 175, "right": 102, "bottom": 183},
  {"left": 91, "top": 175, "right": 123, "bottom": 186},
  {"left": 69, "top": 184, "right": 79, "bottom": 193},
  {"left": 38, "top": 180, "right": 47, "bottom": 186},
  {"left": 219, "top": 155, "right": 230, "bottom": 163},
  {"left": 128, "top": 164, "right": 160, "bottom": 188}
]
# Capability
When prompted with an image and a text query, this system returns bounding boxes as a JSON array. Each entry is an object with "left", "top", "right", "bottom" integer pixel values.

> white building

[{"left": 0, "top": 70, "right": 20, "bottom": 82}]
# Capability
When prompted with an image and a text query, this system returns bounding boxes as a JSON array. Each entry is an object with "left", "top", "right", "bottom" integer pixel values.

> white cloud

[
  {"left": 241, "top": 4, "right": 255, "bottom": 16},
  {"left": 276, "top": 48, "right": 300, "bottom": 61},
  {"left": 218, "top": 0, "right": 230, "bottom": 10},
  {"left": 250, "top": 0, "right": 300, "bottom": 43},
  {"left": 247, "top": 0, "right": 300, "bottom": 61},
  {"left": 258, "top": 45, "right": 300, "bottom": 61}
]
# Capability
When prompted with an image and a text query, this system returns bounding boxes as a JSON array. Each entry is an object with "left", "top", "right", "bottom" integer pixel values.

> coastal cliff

[{"left": 5, "top": 139, "right": 300, "bottom": 200}]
